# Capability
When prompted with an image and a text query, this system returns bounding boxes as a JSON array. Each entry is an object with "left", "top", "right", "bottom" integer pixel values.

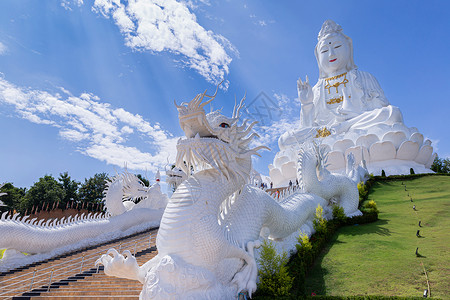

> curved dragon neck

[
  {"left": 298, "top": 153, "right": 321, "bottom": 193},
  {"left": 194, "top": 168, "right": 244, "bottom": 211}
]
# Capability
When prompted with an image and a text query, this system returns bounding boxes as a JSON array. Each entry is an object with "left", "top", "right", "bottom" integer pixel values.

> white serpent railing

[{"left": 0, "top": 230, "right": 156, "bottom": 299}]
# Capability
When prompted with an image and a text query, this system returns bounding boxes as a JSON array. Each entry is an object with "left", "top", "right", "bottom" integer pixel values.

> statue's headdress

[
  {"left": 317, "top": 20, "right": 343, "bottom": 41},
  {"left": 315, "top": 20, "right": 357, "bottom": 78}
]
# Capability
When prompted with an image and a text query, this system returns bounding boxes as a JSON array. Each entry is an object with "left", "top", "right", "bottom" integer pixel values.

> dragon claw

[{"left": 95, "top": 248, "right": 140, "bottom": 282}]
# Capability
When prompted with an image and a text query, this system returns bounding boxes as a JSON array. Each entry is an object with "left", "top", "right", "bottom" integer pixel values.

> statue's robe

[{"left": 279, "top": 69, "right": 404, "bottom": 150}]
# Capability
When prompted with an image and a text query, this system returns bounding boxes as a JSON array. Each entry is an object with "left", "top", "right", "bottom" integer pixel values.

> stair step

[{"left": 2, "top": 228, "right": 158, "bottom": 299}]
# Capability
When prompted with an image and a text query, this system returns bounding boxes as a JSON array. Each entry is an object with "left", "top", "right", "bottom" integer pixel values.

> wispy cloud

[
  {"left": 92, "top": 0, "right": 235, "bottom": 87},
  {"left": 250, "top": 92, "right": 300, "bottom": 149},
  {"left": 0, "top": 77, "right": 179, "bottom": 172},
  {"left": 0, "top": 42, "right": 7, "bottom": 55},
  {"left": 61, "top": 0, "right": 84, "bottom": 11}
]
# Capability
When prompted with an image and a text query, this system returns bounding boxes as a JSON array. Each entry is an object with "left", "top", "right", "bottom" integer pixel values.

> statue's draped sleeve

[{"left": 356, "top": 70, "right": 389, "bottom": 109}]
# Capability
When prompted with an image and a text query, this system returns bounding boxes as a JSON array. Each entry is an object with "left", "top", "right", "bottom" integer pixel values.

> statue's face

[{"left": 317, "top": 34, "right": 350, "bottom": 76}]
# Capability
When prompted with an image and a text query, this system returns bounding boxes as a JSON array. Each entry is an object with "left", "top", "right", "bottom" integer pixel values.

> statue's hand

[
  {"left": 95, "top": 249, "right": 143, "bottom": 283},
  {"left": 297, "top": 76, "right": 313, "bottom": 105}
]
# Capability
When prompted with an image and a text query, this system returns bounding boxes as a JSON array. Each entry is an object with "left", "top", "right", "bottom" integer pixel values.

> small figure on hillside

[
  {"left": 410, "top": 197, "right": 413, "bottom": 202},
  {"left": 405, "top": 186, "right": 407, "bottom": 191},
  {"left": 416, "top": 230, "right": 421, "bottom": 237},
  {"left": 418, "top": 221, "right": 421, "bottom": 227},
  {"left": 296, "top": 179, "right": 299, "bottom": 186},
  {"left": 289, "top": 180, "right": 293, "bottom": 187},
  {"left": 415, "top": 247, "right": 423, "bottom": 257},
  {"left": 413, "top": 205, "right": 416, "bottom": 210},
  {"left": 270, "top": 182, "right": 273, "bottom": 189}
]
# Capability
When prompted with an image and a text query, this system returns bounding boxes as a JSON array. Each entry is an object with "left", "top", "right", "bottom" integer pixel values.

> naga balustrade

[{"left": 0, "top": 231, "right": 156, "bottom": 299}]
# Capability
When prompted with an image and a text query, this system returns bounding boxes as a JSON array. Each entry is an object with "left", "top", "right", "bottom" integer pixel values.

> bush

[
  {"left": 257, "top": 239, "right": 294, "bottom": 297},
  {"left": 409, "top": 168, "right": 415, "bottom": 175},
  {"left": 313, "top": 204, "right": 327, "bottom": 236},
  {"left": 332, "top": 205, "right": 347, "bottom": 224},
  {"left": 357, "top": 182, "right": 369, "bottom": 205},
  {"left": 361, "top": 200, "right": 379, "bottom": 214},
  {"left": 381, "top": 169, "right": 386, "bottom": 177},
  {"left": 296, "top": 233, "right": 313, "bottom": 265}
]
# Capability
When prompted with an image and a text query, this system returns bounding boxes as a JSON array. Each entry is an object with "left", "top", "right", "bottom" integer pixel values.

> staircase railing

[{"left": 0, "top": 230, "right": 156, "bottom": 299}]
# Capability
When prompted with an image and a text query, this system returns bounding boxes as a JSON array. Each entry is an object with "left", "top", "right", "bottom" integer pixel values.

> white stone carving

[
  {"left": 96, "top": 86, "right": 360, "bottom": 299},
  {"left": 0, "top": 172, "right": 167, "bottom": 272},
  {"left": 355, "top": 134, "right": 379, "bottom": 149},
  {"left": 397, "top": 141, "right": 420, "bottom": 160},
  {"left": 333, "top": 139, "right": 354, "bottom": 152},
  {"left": 410, "top": 132, "right": 424, "bottom": 146},
  {"left": 346, "top": 152, "right": 369, "bottom": 184},
  {"left": 382, "top": 131, "right": 407, "bottom": 150},
  {"left": 370, "top": 141, "right": 397, "bottom": 162},
  {"left": 415, "top": 145, "right": 434, "bottom": 165},
  {"left": 326, "top": 150, "right": 346, "bottom": 171},
  {"left": 270, "top": 20, "right": 435, "bottom": 184},
  {"left": 345, "top": 146, "right": 370, "bottom": 166}
]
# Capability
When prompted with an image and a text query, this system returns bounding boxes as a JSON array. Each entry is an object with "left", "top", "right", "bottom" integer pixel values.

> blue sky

[{"left": 0, "top": 0, "right": 449, "bottom": 189}]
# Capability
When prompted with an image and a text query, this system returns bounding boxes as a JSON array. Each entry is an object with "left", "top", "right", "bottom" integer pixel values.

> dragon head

[{"left": 174, "top": 84, "right": 269, "bottom": 183}]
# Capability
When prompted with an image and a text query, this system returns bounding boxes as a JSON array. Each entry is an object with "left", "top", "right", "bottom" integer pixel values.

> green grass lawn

[{"left": 304, "top": 175, "right": 450, "bottom": 298}]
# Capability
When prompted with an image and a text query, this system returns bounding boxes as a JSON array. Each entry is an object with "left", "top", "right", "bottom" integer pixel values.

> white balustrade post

[
  {"left": 29, "top": 268, "right": 37, "bottom": 291},
  {"left": 47, "top": 269, "right": 54, "bottom": 292},
  {"left": 80, "top": 254, "right": 85, "bottom": 273}
]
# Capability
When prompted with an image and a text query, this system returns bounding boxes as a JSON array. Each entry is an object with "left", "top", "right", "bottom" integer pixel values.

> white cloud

[
  {"left": 0, "top": 77, "right": 179, "bottom": 173},
  {"left": 0, "top": 42, "right": 7, "bottom": 55},
  {"left": 254, "top": 118, "right": 301, "bottom": 149},
  {"left": 249, "top": 93, "right": 300, "bottom": 149},
  {"left": 92, "top": 0, "right": 235, "bottom": 87},
  {"left": 61, "top": 0, "right": 84, "bottom": 11}
]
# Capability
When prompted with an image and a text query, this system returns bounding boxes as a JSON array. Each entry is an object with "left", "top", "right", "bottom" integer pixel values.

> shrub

[
  {"left": 410, "top": 168, "right": 415, "bottom": 175},
  {"left": 296, "top": 233, "right": 313, "bottom": 265},
  {"left": 362, "top": 199, "right": 379, "bottom": 214},
  {"left": 313, "top": 204, "right": 327, "bottom": 236},
  {"left": 332, "top": 205, "right": 347, "bottom": 224},
  {"left": 257, "top": 239, "right": 294, "bottom": 297},
  {"left": 357, "top": 182, "right": 369, "bottom": 205},
  {"left": 381, "top": 169, "right": 386, "bottom": 177}
]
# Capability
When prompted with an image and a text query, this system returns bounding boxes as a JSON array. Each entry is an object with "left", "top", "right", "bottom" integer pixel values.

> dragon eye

[{"left": 219, "top": 123, "right": 230, "bottom": 128}]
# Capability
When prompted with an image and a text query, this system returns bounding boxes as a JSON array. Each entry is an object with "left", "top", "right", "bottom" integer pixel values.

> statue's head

[{"left": 315, "top": 20, "right": 356, "bottom": 78}]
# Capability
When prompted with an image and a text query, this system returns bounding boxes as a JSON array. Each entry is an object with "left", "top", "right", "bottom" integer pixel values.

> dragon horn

[{"left": 174, "top": 99, "right": 183, "bottom": 109}]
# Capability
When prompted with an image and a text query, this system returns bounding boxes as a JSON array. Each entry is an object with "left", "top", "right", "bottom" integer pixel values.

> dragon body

[
  {"left": 298, "top": 147, "right": 362, "bottom": 217},
  {"left": 0, "top": 172, "right": 167, "bottom": 272},
  {"left": 97, "top": 86, "right": 360, "bottom": 299}
]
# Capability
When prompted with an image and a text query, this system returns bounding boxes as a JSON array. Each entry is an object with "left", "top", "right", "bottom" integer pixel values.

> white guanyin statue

[{"left": 270, "top": 20, "right": 435, "bottom": 187}]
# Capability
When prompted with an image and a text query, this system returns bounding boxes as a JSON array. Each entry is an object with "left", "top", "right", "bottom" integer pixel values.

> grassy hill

[{"left": 304, "top": 175, "right": 450, "bottom": 298}]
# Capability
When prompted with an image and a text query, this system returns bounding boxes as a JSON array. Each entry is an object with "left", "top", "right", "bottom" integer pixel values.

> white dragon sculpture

[
  {"left": 0, "top": 172, "right": 167, "bottom": 272},
  {"left": 346, "top": 152, "right": 370, "bottom": 184},
  {"left": 96, "top": 85, "right": 361, "bottom": 299}
]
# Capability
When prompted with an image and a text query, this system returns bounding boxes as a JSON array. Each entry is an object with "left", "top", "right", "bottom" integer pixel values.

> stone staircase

[{"left": 0, "top": 228, "right": 158, "bottom": 300}]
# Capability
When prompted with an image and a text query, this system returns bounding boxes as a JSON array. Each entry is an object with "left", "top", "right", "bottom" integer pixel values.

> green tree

[
  {"left": 431, "top": 156, "right": 450, "bottom": 173},
  {"left": 257, "top": 239, "right": 294, "bottom": 297},
  {"left": 79, "top": 173, "right": 109, "bottom": 208},
  {"left": 21, "top": 175, "right": 65, "bottom": 213},
  {"left": 136, "top": 174, "right": 150, "bottom": 187},
  {"left": 0, "top": 183, "right": 26, "bottom": 213},
  {"left": 58, "top": 172, "right": 79, "bottom": 209},
  {"left": 313, "top": 204, "right": 327, "bottom": 236}
]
